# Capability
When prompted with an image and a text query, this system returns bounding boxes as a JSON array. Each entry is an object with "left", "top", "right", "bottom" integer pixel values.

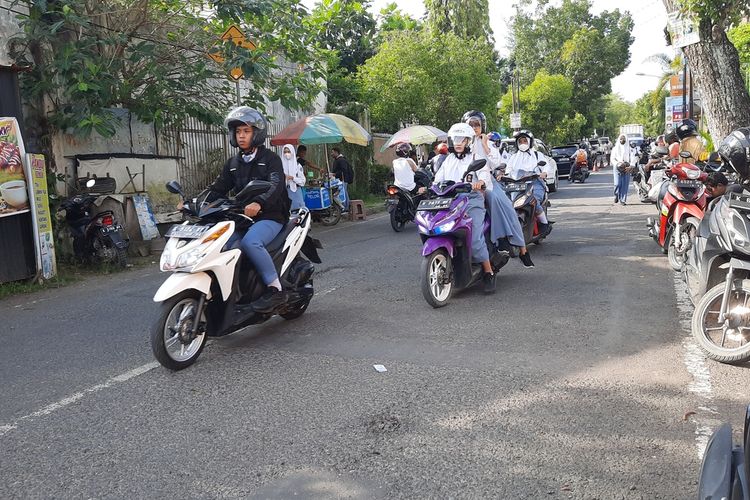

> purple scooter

[{"left": 415, "top": 159, "right": 510, "bottom": 308}]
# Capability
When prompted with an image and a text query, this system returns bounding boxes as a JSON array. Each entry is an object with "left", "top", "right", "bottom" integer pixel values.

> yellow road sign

[{"left": 207, "top": 25, "right": 256, "bottom": 81}]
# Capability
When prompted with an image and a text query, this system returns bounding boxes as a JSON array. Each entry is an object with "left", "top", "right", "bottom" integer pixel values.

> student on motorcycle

[
  {"left": 206, "top": 106, "right": 290, "bottom": 312},
  {"left": 464, "top": 111, "right": 534, "bottom": 267},
  {"left": 504, "top": 130, "right": 552, "bottom": 237},
  {"left": 420, "top": 122, "right": 498, "bottom": 292},
  {"left": 392, "top": 142, "right": 419, "bottom": 193}
]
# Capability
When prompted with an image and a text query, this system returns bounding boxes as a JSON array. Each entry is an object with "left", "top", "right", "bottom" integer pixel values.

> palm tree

[{"left": 645, "top": 53, "right": 683, "bottom": 109}]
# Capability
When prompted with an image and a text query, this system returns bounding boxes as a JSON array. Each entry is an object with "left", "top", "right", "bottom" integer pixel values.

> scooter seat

[{"left": 266, "top": 215, "right": 300, "bottom": 254}]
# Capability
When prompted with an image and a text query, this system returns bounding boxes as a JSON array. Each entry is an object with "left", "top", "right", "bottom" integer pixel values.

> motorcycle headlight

[
  {"left": 434, "top": 220, "right": 456, "bottom": 235},
  {"left": 686, "top": 168, "right": 701, "bottom": 180},
  {"left": 176, "top": 247, "right": 206, "bottom": 269}
]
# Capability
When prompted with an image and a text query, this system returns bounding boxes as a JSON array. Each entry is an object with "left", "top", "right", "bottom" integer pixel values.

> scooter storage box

[{"left": 303, "top": 187, "right": 331, "bottom": 210}]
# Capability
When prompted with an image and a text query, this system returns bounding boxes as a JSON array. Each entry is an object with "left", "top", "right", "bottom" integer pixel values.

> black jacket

[
  {"left": 332, "top": 155, "right": 354, "bottom": 183},
  {"left": 207, "top": 146, "right": 289, "bottom": 224}
]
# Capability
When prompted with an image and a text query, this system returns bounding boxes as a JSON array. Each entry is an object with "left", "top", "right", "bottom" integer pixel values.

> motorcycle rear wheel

[
  {"left": 319, "top": 205, "right": 342, "bottom": 226},
  {"left": 692, "top": 281, "right": 750, "bottom": 364},
  {"left": 421, "top": 250, "right": 453, "bottom": 308},
  {"left": 390, "top": 210, "right": 405, "bottom": 232},
  {"left": 94, "top": 234, "right": 127, "bottom": 268},
  {"left": 151, "top": 291, "right": 207, "bottom": 370}
]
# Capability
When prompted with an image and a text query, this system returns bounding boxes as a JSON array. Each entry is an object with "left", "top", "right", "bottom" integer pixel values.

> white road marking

[
  {"left": 0, "top": 361, "right": 159, "bottom": 438},
  {"left": 673, "top": 273, "right": 719, "bottom": 459},
  {"left": 318, "top": 286, "right": 338, "bottom": 297}
]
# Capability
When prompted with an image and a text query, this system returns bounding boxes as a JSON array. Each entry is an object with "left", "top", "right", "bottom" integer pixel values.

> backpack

[{"left": 576, "top": 150, "right": 587, "bottom": 164}]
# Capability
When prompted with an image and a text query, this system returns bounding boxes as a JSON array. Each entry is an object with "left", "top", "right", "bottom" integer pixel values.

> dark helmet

[
  {"left": 462, "top": 110, "right": 487, "bottom": 134},
  {"left": 224, "top": 106, "right": 267, "bottom": 149},
  {"left": 718, "top": 128, "right": 750, "bottom": 180},
  {"left": 664, "top": 129, "right": 679, "bottom": 144},
  {"left": 675, "top": 119, "right": 698, "bottom": 140},
  {"left": 513, "top": 129, "right": 535, "bottom": 148},
  {"left": 395, "top": 142, "right": 412, "bottom": 158}
]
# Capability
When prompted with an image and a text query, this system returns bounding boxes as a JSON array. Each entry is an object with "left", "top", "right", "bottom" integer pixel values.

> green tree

[
  {"left": 424, "top": 0, "right": 495, "bottom": 48},
  {"left": 661, "top": 0, "right": 750, "bottom": 141},
  {"left": 599, "top": 94, "right": 635, "bottom": 138},
  {"left": 499, "top": 71, "right": 581, "bottom": 145},
  {"left": 509, "top": 0, "right": 633, "bottom": 133},
  {"left": 11, "top": 0, "right": 323, "bottom": 139},
  {"left": 634, "top": 89, "right": 669, "bottom": 137},
  {"left": 728, "top": 23, "right": 750, "bottom": 88},
  {"left": 378, "top": 3, "right": 420, "bottom": 33},
  {"left": 309, "top": 0, "right": 377, "bottom": 74},
  {"left": 357, "top": 30, "right": 500, "bottom": 132}
]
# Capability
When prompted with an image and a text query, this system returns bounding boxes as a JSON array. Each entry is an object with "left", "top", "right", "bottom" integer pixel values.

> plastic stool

[{"left": 348, "top": 200, "right": 366, "bottom": 221}]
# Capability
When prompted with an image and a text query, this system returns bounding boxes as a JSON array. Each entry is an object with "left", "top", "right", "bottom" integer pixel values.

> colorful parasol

[
  {"left": 380, "top": 125, "right": 447, "bottom": 152},
  {"left": 270, "top": 113, "right": 371, "bottom": 146}
]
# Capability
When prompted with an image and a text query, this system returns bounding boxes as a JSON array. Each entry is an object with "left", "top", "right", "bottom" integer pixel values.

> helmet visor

[{"left": 450, "top": 135, "right": 470, "bottom": 145}]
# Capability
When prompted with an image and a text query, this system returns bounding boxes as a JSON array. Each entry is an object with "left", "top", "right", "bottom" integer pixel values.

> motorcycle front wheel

[
  {"left": 692, "top": 280, "right": 750, "bottom": 364},
  {"left": 668, "top": 231, "right": 686, "bottom": 271},
  {"left": 151, "top": 291, "right": 208, "bottom": 370},
  {"left": 421, "top": 250, "right": 453, "bottom": 308},
  {"left": 390, "top": 210, "right": 406, "bottom": 232}
]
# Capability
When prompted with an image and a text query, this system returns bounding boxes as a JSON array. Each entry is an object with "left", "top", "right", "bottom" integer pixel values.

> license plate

[
  {"left": 165, "top": 224, "right": 212, "bottom": 239},
  {"left": 102, "top": 225, "right": 120, "bottom": 233},
  {"left": 418, "top": 198, "right": 452, "bottom": 211},
  {"left": 504, "top": 182, "right": 526, "bottom": 192}
]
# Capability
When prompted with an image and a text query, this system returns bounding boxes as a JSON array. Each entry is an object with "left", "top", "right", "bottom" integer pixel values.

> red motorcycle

[{"left": 647, "top": 157, "right": 708, "bottom": 271}]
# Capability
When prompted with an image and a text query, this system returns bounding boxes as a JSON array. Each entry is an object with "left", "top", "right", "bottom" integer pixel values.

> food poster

[
  {"left": 0, "top": 117, "right": 29, "bottom": 218},
  {"left": 28, "top": 153, "right": 57, "bottom": 279}
]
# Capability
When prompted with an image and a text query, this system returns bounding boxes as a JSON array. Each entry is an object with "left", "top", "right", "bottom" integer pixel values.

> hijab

[{"left": 281, "top": 144, "right": 303, "bottom": 191}]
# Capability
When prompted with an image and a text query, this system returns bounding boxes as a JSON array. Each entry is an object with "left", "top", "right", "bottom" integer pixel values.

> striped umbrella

[
  {"left": 380, "top": 125, "right": 447, "bottom": 152},
  {"left": 270, "top": 113, "right": 371, "bottom": 146}
]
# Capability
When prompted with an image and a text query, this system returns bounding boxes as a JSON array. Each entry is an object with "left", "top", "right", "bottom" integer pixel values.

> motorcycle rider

[
  {"left": 570, "top": 144, "right": 588, "bottom": 178},
  {"left": 504, "top": 130, "right": 552, "bottom": 237},
  {"left": 464, "top": 111, "right": 533, "bottom": 267},
  {"left": 422, "top": 122, "right": 498, "bottom": 292},
  {"left": 205, "top": 106, "right": 290, "bottom": 312},
  {"left": 392, "top": 142, "right": 419, "bottom": 193},
  {"left": 676, "top": 119, "right": 707, "bottom": 164}
]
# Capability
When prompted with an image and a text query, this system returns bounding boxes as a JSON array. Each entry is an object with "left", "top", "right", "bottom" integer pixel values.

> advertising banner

[
  {"left": 0, "top": 117, "right": 29, "bottom": 218},
  {"left": 667, "top": 11, "right": 700, "bottom": 48},
  {"left": 27, "top": 153, "right": 57, "bottom": 279}
]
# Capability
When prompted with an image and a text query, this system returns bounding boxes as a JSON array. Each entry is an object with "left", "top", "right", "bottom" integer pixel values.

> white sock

[
  {"left": 269, "top": 278, "right": 282, "bottom": 291},
  {"left": 538, "top": 213, "right": 548, "bottom": 224}
]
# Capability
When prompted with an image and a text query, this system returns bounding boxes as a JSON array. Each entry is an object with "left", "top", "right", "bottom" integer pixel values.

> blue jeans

[
  {"left": 287, "top": 187, "right": 305, "bottom": 210},
  {"left": 615, "top": 172, "right": 631, "bottom": 202},
  {"left": 531, "top": 180, "right": 546, "bottom": 214},
  {"left": 239, "top": 220, "right": 284, "bottom": 286}
]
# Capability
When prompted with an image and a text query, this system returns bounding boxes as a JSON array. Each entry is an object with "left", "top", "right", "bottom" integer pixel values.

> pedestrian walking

[{"left": 611, "top": 134, "right": 634, "bottom": 205}]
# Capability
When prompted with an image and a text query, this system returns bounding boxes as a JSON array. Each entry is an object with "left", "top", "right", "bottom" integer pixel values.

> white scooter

[{"left": 151, "top": 180, "right": 322, "bottom": 370}]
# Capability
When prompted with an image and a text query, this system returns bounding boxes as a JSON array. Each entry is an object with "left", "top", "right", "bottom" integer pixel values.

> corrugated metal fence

[{"left": 158, "top": 117, "right": 290, "bottom": 194}]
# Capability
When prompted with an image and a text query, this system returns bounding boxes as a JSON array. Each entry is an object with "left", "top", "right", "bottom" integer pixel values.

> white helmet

[{"left": 447, "top": 122, "right": 474, "bottom": 153}]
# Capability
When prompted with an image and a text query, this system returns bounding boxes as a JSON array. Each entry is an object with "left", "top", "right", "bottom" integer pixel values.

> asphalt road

[{"left": 2, "top": 171, "right": 749, "bottom": 498}]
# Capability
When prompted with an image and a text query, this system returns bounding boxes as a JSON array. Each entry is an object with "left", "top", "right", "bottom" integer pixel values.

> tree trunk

[{"left": 662, "top": 1, "right": 750, "bottom": 144}]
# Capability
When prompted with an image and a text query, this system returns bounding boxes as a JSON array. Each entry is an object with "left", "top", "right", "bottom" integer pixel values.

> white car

[{"left": 500, "top": 138, "right": 559, "bottom": 193}]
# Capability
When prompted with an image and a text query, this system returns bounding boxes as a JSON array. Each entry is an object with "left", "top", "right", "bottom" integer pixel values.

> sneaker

[
  {"left": 614, "top": 195, "right": 619, "bottom": 203},
  {"left": 482, "top": 272, "right": 496, "bottom": 294},
  {"left": 539, "top": 223, "right": 552, "bottom": 237},
  {"left": 252, "top": 286, "right": 286, "bottom": 313},
  {"left": 520, "top": 252, "right": 535, "bottom": 268},
  {"left": 620, "top": 200, "right": 627, "bottom": 206}
]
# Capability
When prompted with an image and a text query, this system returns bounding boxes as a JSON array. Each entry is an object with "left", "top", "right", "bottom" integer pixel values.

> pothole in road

[{"left": 366, "top": 412, "right": 402, "bottom": 434}]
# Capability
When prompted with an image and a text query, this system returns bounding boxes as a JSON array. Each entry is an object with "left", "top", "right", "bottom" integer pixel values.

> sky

[{"left": 300, "top": 0, "right": 675, "bottom": 103}]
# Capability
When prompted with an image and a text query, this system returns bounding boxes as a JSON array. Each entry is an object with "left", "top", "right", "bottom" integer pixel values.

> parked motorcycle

[
  {"left": 646, "top": 153, "right": 708, "bottom": 270},
  {"left": 568, "top": 158, "right": 589, "bottom": 183},
  {"left": 151, "top": 180, "right": 322, "bottom": 370},
  {"left": 500, "top": 161, "right": 552, "bottom": 246},
  {"left": 697, "top": 403, "right": 750, "bottom": 499},
  {"left": 58, "top": 178, "right": 129, "bottom": 267},
  {"left": 690, "top": 190, "right": 750, "bottom": 363},
  {"left": 385, "top": 168, "right": 433, "bottom": 232},
  {"left": 415, "top": 159, "right": 509, "bottom": 308},
  {"left": 633, "top": 146, "right": 670, "bottom": 203}
]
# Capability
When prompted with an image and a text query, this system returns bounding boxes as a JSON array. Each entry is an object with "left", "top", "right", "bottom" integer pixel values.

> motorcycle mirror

[
  {"left": 165, "top": 180, "right": 184, "bottom": 196},
  {"left": 85, "top": 179, "right": 96, "bottom": 188},
  {"left": 236, "top": 180, "right": 273, "bottom": 204},
  {"left": 537, "top": 161, "right": 547, "bottom": 167},
  {"left": 466, "top": 159, "right": 487, "bottom": 173},
  {"left": 680, "top": 151, "right": 693, "bottom": 159}
]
